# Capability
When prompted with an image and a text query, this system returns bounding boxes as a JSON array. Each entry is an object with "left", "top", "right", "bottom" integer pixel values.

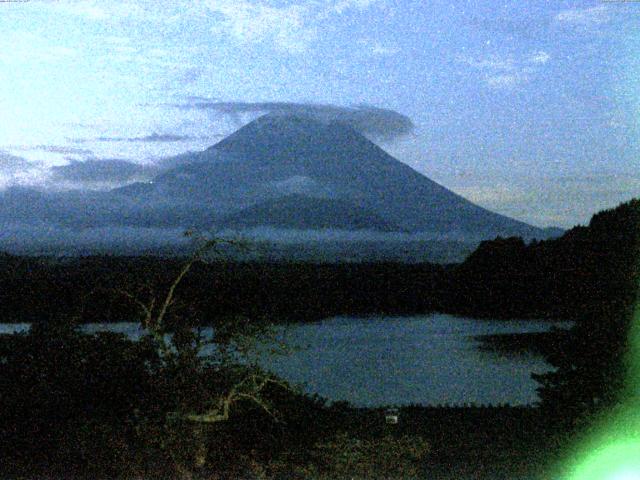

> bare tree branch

[{"left": 117, "top": 289, "right": 153, "bottom": 323}]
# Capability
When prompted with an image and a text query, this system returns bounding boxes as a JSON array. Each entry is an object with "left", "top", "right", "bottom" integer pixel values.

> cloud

[
  {"left": 459, "top": 50, "right": 550, "bottom": 89},
  {"left": 0, "top": 152, "right": 40, "bottom": 190},
  {"left": 113, "top": 133, "right": 196, "bottom": 142},
  {"left": 182, "top": 95, "right": 222, "bottom": 103},
  {"left": 554, "top": 5, "right": 610, "bottom": 26},
  {"left": 0, "top": 222, "right": 191, "bottom": 256},
  {"left": 333, "top": 0, "right": 384, "bottom": 14},
  {"left": 50, "top": 1, "right": 147, "bottom": 22},
  {"left": 206, "top": 0, "right": 313, "bottom": 53},
  {"left": 357, "top": 38, "right": 400, "bottom": 56},
  {"left": 371, "top": 44, "right": 400, "bottom": 56},
  {"left": 0, "top": 151, "right": 33, "bottom": 172},
  {"left": 50, "top": 159, "right": 157, "bottom": 184},
  {"left": 72, "top": 133, "right": 199, "bottom": 143},
  {"left": 21, "top": 145, "right": 95, "bottom": 155},
  {"left": 458, "top": 55, "right": 516, "bottom": 71},
  {"left": 173, "top": 101, "right": 414, "bottom": 141},
  {"left": 485, "top": 74, "right": 525, "bottom": 89},
  {"left": 0, "top": 30, "right": 79, "bottom": 65},
  {"left": 528, "top": 51, "right": 550, "bottom": 65},
  {"left": 64, "top": 2, "right": 110, "bottom": 20},
  {"left": 204, "top": 0, "right": 384, "bottom": 53}
]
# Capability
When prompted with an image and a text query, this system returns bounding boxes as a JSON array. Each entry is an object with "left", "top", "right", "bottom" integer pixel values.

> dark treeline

[
  {"left": 450, "top": 199, "right": 640, "bottom": 433},
  {"left": 532, "top": 200, "right": 640, "bottom": 429},
  {"left": 0, "top": 257, "right": 447, "bottom": 324},
  {"left": 444, "top": 198, "right": 640, "bottom": 320},
  {"left": 1, "top": 199, "right": 639, "bottom": 325}
]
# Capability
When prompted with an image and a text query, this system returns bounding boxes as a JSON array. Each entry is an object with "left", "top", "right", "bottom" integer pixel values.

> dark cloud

[
  {"left": 63, "top": 121, "right": 102, "bottom": 129},
  {"left": 71, "top": 133, "right": 200, "bottom": 143},
  {"left": 8, "top": 145, "right": 94, "bottom": 155},
  {"left": 127, "top": 133, "right": 195, "bottom": 142},
  {"left": 37, "top": 145, "right": 94, "bottom": 155},
  {"left": 50, "top": 159, "right": 157, "bottom": 183},
  {"left": 172, "top": 101, "right": 415, "bottom": 141},
  {"left": 182, "top": 95, "right": 221, "bottom": 103},
  {"left": 0, "top": 151, "right": 33, "bottom": 172}
]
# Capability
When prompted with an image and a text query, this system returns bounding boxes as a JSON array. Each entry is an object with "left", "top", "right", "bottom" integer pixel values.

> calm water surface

[{"left": 0, "top": 314, "right": 570, "bottom": 407}]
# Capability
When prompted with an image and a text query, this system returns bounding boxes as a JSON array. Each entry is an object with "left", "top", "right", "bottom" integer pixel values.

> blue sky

[{"left": 1, "top": 0, "right": 639, "bottom": 228}]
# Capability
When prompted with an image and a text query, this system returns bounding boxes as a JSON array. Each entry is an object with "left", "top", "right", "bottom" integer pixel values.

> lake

[{"left": 0, "top": 314, "right": 570, "bottom": 407}]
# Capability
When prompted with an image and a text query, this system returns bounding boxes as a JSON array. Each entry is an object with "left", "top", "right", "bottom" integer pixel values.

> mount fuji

[
  {"left": 115, "top": 114, "right": 557, "bottom": 239},
  {"left": 0, "top": 114, "right": 561, "bottom": 259}
]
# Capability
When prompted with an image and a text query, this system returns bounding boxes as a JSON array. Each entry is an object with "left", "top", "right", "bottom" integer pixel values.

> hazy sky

[{"left": 1, "top": 0, "right": 639, "bottom": 228}]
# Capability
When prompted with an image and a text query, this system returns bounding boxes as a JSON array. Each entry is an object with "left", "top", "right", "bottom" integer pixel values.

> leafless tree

[{"left": 119, "top": 233, "right": 290, "bottom": 479}]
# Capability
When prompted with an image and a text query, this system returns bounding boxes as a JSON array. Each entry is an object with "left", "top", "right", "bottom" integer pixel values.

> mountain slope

[{"left": 220, "top": 194, "right": 403, "bottom": 232}]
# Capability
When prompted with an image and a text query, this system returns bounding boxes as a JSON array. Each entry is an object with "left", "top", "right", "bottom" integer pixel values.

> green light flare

[
  {"left": 559, "top": 265, "right": 640, "bottom": 479},
  {"left": 611, "top": 469, "right": 640, "bottom": 480},
  {"left": 565, "top": 441, "right": 640, "bottom": 480},
  {"left": 556, "top": 395, "right": 640, "bottom": 479}
]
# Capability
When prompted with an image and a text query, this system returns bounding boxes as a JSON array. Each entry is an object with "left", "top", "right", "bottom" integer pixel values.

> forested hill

[
  {"left": 444, "top": 198, "right": 640, "bottom": 320},
  {"left": 0, "top": 199, "right": 637, "bottom": 324}
]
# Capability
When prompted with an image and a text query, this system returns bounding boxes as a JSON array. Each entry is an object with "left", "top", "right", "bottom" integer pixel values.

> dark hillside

[{"left": 444, "top": 198, "right": 640, "bottom": 320}]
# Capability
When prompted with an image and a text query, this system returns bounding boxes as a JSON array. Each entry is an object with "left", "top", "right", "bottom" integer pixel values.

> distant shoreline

[{"left": 476, "top": 329, "right": 572, "bottom": 357}]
